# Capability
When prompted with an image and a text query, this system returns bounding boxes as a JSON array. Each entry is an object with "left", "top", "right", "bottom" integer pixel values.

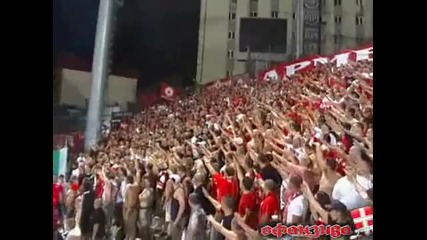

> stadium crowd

[{"left": 53, "top": 57, "right": 373, "bottom": 240}]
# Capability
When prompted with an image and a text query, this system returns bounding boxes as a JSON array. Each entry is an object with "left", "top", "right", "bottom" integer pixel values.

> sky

[{"left": 53, "top": 0, "right": 201, "bottom": 88}]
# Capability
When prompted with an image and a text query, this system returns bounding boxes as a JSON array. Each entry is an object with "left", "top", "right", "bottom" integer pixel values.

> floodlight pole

[{"left": 84, "top": 0, "right": 118, "bottom": 150}]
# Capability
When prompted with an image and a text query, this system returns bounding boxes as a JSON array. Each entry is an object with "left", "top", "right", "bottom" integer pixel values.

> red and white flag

[
  {"left": 160, "top": 82, "right": 180, "bottom": 100},
  {"left": 351, "top": 206, "right": 373, "bottom": 235}
]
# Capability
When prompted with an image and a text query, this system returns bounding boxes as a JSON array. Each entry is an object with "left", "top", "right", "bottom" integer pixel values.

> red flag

[
  {"left": 160, "top": 82, "right": 180, "bottom": 100},
  {"left": 351, "top": 206, "right": 373, "bottom": 235}
]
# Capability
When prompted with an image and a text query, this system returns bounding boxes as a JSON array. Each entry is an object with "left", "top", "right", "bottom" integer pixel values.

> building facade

[
  {"left": 320, "top": 0, "right": 373, "bottom": 54},
  {"left": 196, "top": 0, "right": 373, "bottom": 85}
]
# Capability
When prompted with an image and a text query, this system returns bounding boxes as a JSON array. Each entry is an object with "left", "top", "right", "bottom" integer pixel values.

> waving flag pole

[{"left": 84, "top": 0, "right": 121, "bottom": 150}]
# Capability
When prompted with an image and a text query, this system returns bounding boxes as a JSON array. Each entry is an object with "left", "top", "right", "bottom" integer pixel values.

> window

[
  {"left": 356, "top": 0, "right": 364, "bottom": 6},
  {"left": 228, "top": 31, "right": 235, "bottom": 39},
  {"left": 334, "top": 16, "right": 342, "bottom": 23},
  {"left": 356, "top": 16, "right": 363, "bottom": 25},
  {"left": 250, "top": 11, "right": 258, "bottom": 17},
  {"left": 293, "top": 12, "right": 296, "bottom": 19},
  {"left": 226, "top": 70, "right": 231, "bottom": 76},
  {"left": 334, "top": 0, "right": 342, "bottom": 6},
  {"left": 229, "top": 12, "right": 236, "bottom": 20},
  {"left": 271, "top": 11, "right": 279, "bottom": 18},
  {"left": 232, "top": 0, "right": 237, "bottom": 3},
  {"left": 227, "top": 50, "right": 234, "bottom": 58}
]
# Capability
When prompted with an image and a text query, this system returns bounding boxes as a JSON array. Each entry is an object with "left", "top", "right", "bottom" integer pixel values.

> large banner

[
  {"left": 53, "top": 147, "right": 68, "bottom": 176},
  {"left": 259, "top": 44, "right": 373, "bottom": 81}
]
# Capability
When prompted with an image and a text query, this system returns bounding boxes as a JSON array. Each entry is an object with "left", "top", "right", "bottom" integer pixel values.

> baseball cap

[
  {"left": 170, "top": 174, "right": 181, "bottom": 183},
  {"left": 326, "top": 200, "right": 348, "bottom": 213}
]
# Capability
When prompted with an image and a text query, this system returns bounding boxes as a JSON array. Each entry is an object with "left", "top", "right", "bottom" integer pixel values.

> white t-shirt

[
  {"left": 71, "top": 168, "right": 80, "bottom": 178},
  {"left": 332, "top": 175, "right": 373, "bottom": 210},
  {"left": 286, "top": 195, "right": 308, "bottom": 224}
]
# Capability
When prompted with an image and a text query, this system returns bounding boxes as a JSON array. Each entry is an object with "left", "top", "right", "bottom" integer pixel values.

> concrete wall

[{"left": 60, "top": 69, "right": 137, "bottom": 109}]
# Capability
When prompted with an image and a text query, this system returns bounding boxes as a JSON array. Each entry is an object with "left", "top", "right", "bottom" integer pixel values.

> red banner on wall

[{"left": 259, "top": 44, "right": 373, "bottom": 81}]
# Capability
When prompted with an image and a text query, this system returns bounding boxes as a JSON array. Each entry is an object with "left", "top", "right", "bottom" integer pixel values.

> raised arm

[
  {"left": 313, "top": 143, "right": 328, "bottom": 174},
  {"left": 233, "top": 157, "right": 245, "bottom": 191},
  {"left": 234, "top": 212, "right": 261, "bottom": 240},
  {"left": 202, "top": 187, "right": 221, "bottom": 211},
  {"left": 266, "top": 138, "right": 286, "bottom": 155},
  {"left": 272, "top": 151, "right": 305, "bottom": 178},
  {"left": 207, "top": 215, "right": 237, "bottom": 240},
  {"left": 300, "top": 182, "right": 329, "bottom": 224},
  {"left": 134, "top": 154, "right": 141, "bottom": 186},
  {"left": 202, "top": 156, "right": 218, "bottom": 176}
]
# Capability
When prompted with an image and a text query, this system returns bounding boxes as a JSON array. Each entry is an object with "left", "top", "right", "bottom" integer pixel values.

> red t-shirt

[
  {"left": 259, "top": 192, "right": 280, "bottom": 224},
  {"left": 53, "top": 183, "right": 63, "bottom": 207},
  {"left": 213, "top": 173, "right": 239, "bottom": 202},
  {"left": 238, "top": 192, "right": 259, "bottom": 229},
  {"left": 95, "top": 179, "right": 105, "bottom": 198}
]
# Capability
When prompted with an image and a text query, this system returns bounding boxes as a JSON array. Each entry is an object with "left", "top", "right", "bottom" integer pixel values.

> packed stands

[{"left": 56, "top": 44, "right": 373, "bottom": 240}]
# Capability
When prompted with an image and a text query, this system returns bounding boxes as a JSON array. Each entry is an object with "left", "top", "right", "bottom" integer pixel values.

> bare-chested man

[
  {"left": 138, "top": 176, "right": 154, "bottom": 239},
  {"left": 169, "top": 174, "right": 187, "bottom": 240},
  {"left": 313, "top": 143, "right": 341, "bottom": 197},
  {"left": 123, "top": 166, "right": 141, "bottom": 240},
  {"left": 163, "top": 175, "right": 175, "bottom": 236}
]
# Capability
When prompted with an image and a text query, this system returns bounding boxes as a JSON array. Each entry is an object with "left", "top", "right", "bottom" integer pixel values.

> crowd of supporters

[{"left": 53, "top": 58, "right": 373, "bottom": 240}]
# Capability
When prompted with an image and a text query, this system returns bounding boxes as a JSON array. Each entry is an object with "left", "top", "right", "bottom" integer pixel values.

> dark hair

[
  {"left": 120, "top": 167, "right": 128, "bottom": 177},
  {"left": 342, "top": 123, "right": 352, "bottom": 131},
  {"left": 258, "top": 153, "right": 269, "bottom": 164},
  {"left": 323, "top": 134, "right": 331, "bottom": 144},
  {"left": 367, "top": 188, "right": 373, "bottom": 201},
  {"left": 315, "top": 191, "right": 331, "bottom": 209},
  {"left": 126, "top": 174, "right": 134, "bottom": 184},
  {"left": 146, "top": 163, "right": 154, "bottom": 171},
  {"left": 326, "top": 158, "right": 338, "bottom": 170},
  {"left": 242, "top": 177, "right": 254, "bottom": 191},
  {"left": 318, "top": 115, "right": 326, "bottom": 125},
  {"left": 348, "top": 108, "right": 356, "bottom": 118},
  {"left": 289, "top": 175, "right": 303, "bottom": 188},
  {"left": 225, "top": 166, "right": 235, "bottom": 177},
  {"left": 222, "top": 196, "right": 236, "bottom": 210},
  {"left": 244, "top": 157, "right": 254, "bottom": 168},
  {"left": 218, "top": 150, "right": 225, "bottom": 165}
]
